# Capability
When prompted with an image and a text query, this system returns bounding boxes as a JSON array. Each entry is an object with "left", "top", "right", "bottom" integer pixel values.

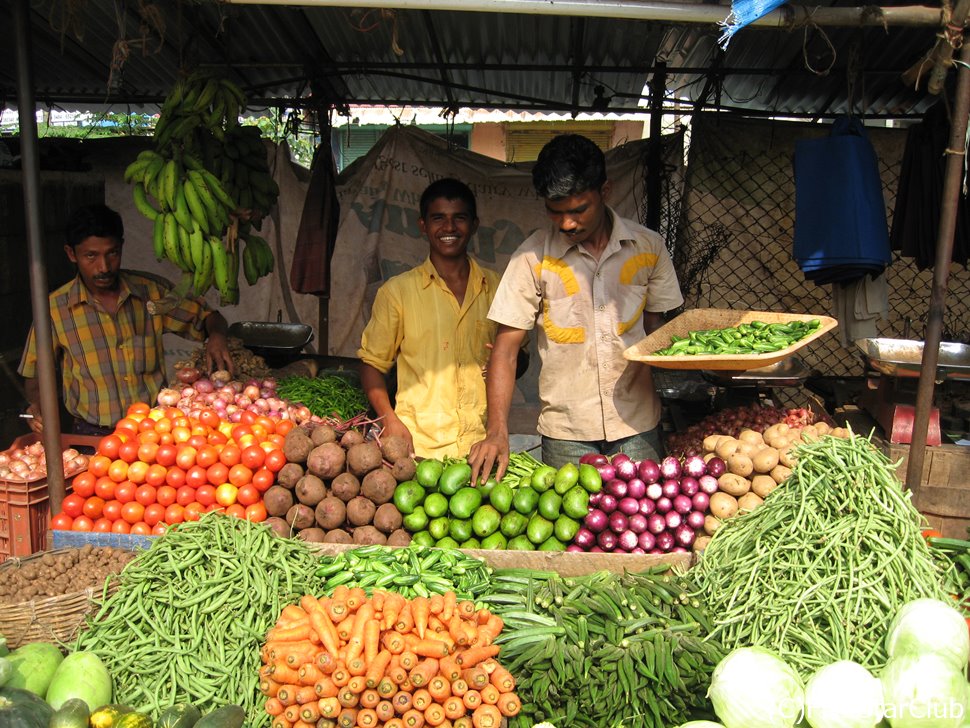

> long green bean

[
  {"left": 693, "top": 431, "right": 954, "bottom": 678},
  {"left": 75, "top": 514, "right": 330, "bottom": 725},
  {"left": 276, "top": 374, "right": 368, "bottom": 421}
]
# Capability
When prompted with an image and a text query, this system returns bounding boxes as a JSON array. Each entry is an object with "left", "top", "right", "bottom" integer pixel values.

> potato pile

[
  {"left": 264, "top": 424, "right": 413, "bottom": 546},
  {"left": 700, "top": 421, "right": 851, "bottom": 539},
  {"left": 0, "top": 545, "right": 136, "bottom": 603}
]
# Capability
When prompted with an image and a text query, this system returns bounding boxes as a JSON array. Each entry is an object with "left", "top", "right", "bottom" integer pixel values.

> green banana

[
  {"left": 209, "top": 236, "right": 233, "bottom": 302},
  {"left": 169, "top": 114, "right": 202, "bottom": 143},
  {"left": 177, "top": 224, "right": 195, "bottom": 272},
  {"left": 242, "top": 238, "right": 260, "bottom": 286},
  {"left": 200, "top": 169, "right": 237, "bottom": 211},
  {"left": 152, "top": 215, "right": 166, "bottom": 261},
  {"left": 160, "top": 79, "right": 185, "bottom": 116},
  {"left": 162, "top": 159, "right": 179, "bottom": 210},
  {"left": 124, "top": 158, "right": 149, "bottom": 184},
  {"left": 205, "top": 97, "right": 226, "bottom": 131},
  {"left": 188, "top": 221, "right": 206, "bottom": 272},
  {"left": 182, "top": 153, "right": 204, "bottom": 172},
  {"left": 142, "top": 156, "right": 166, "bottom": 199},
  {"left": 187, "top": 170, "right": 224, "bottom": 234},
  {"left": 182, "top": 177, "right": 210, "bottom": 235},
  {"left": 162, "top": 213, "right": 187, "bottom": 271},
  {"left": 219, "top": 78, "right": 247, "bottom": 107},
  {"left": 132, "top": 183, "right": 160, "bottom": 221},
  {"left": 193, "top": 77, "right": 220, "bottom": 112},
  {"left": 173, "top": 181, "right": 195, "bottom": 233},
  {"left": 193, "top": 238, "right": 214, "bottom": 297}
]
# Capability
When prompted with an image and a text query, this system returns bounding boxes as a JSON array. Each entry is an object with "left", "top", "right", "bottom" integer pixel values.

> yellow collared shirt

[{"left": 358, "top": 257, "right": 500, "bottom": 459}]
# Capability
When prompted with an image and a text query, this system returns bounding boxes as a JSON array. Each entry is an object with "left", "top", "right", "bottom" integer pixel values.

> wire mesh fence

[{"left": 672, "top": 114, "right": 970, "bottom": 377}]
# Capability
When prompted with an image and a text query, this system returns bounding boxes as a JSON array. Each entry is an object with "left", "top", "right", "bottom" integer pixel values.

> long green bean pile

[
  {"left": 314, "top": 545, "right": 493, "bottom": 601},
  {"left": 694, "top": 432, "right": 953, "bottom": 678},
  {"left": 276, "top": 374, "right": 368, "bottom": 421},
  {"left": 75, "top": 515, "right": 328, "bottom": 725},
  {"left": 484, "top": 567, "right": 724, "bottom": 728}
]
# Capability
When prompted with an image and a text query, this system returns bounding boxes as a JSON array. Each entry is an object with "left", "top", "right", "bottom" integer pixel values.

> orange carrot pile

[{"left": 260, "top": 587, "right": 522, "bottom": 728}]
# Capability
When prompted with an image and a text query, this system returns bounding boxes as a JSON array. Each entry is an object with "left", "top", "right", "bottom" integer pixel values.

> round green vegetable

[
  {"left": 709, "top": 647, "right": 803, "bottom": 728},
  {"left": 449, "top": 487, "right": 482, "bottom": 520},
  {"left": 392, "top": 481, "right": 426, "bottom": 515},
  {"left": 4, "top": 642, "right": 63, "bottom": 698},
  {"left": 449, "top": 518, "right": 473, "bottom": 543},
  {"left": 438, "top": 463, "right": 471, "bottom": 495},
  {"left": 0, "top": 686, "right": 54, "bottom": 728},
  {"left": 471, "top": 505, "right": 501, "bottom": 538},
  {"left": 537, "top": 491, "right": 562, "bottom": 520},
  {"left": 45, "top": 651, "right": 112, "bottom": 711},
  {"left": 423, "top": 493, "right": 449, "bottom": 518},
  {"left": 415, "top": 459, "right": 444, "bottom": 489}
]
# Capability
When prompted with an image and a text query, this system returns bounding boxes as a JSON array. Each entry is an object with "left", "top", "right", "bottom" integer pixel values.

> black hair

[
  {"left": 419, "top": 178, "right": 478, "bottom": 220},
  {"left": 531, "top": 134, "right": 607, "bottom": 199},
  {"left": 65, "top": 204, "right": 124, "bottom": 249}
]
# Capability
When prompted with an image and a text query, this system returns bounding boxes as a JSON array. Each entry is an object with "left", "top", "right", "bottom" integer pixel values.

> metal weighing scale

[
  {"left": 854, "top": 338, "right": 970, "bottom": 444},
  {"left": 700, "top": 357, "right": 813, "bottom": 411}
]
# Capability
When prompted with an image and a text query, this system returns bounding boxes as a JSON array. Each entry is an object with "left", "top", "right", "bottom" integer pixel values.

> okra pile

[
  {"left": 655, "top": 319, "right": 821, "bottom": 356},
  {"left": 483, "top": 567, "right": 724, "bottom": 727}
]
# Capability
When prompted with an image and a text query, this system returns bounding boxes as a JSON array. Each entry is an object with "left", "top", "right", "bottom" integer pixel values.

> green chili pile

[
  {"left": 75, "top": 515, "right": 329, "bottom": 725},
  {"left": 484, "top": 567, "right": 724, "bottom": 728},
  {"left": 694, "top": 432, "right": 953, "bottom": 679},
  {"left": 276, "top": 374, "right": 369, "bottom": 422},
  {"left": 655, "top": 319, "right": 821, "bottom": 356},
  {"left": 314, "top": 545, "right": 493, "bottom": 602}
]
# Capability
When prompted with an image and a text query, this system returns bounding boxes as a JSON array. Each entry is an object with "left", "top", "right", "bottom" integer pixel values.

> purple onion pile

[{"left": 569, "top": 452, "right": 724, "bottom": 554}]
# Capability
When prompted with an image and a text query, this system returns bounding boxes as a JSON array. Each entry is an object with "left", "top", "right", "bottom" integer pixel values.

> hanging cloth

[
  {"left": 718, "top": 0, "right": 787, "bottom": 48},
  {"left": 290, "top": 144, "right": 341, "bottom": 295}
]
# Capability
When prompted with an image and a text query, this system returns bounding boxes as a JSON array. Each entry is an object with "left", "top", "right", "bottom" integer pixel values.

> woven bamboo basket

[
  {"left": 0, "top": 549, "right": 119, "bottom": 649},
  {"left": 624, "top": 308, "right": 839, "bottom": 371}
]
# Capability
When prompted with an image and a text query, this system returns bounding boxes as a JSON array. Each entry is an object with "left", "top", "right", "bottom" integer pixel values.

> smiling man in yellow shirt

[{"left": 358, "top": 179, "right": 500, "bottom": 459}]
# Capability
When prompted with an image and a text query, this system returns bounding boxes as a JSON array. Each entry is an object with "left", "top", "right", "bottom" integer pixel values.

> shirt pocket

[{"left": 616, "top": 283, "right": 649, "bottom": 337}]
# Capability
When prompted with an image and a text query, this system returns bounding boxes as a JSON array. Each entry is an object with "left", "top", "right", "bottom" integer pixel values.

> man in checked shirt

[{"left": 19, "top": 204, "right": 234, "bottom": 436}]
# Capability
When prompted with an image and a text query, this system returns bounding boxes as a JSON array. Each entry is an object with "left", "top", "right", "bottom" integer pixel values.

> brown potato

[
  {"left": 751, "top": 448, "right": 780, "bottom": 474},
  {"left": 346, "top": 496, "right": 377, "bottom": 526},
  {"left": 361, "top": 468, "right": 397, "bottom": 505},
  {"left": 297, "top": 527, "right": 327, "bottom": 543},
  {"left": 340, "top": 429, "right": 365, "bottom": 448},
  {"left": 264, "top": 517, "right": 292, "bottom": 538},
  {"left": 386, "top": 529, "right": 412, "bottom": 547},
  {"left": 276, "top": 462, "right": 305, "bottom": 490},
  {"left": 310, "top": 424, "right": 337, "bottom": 446},
  {"left": 693, "top": 535, "right": 713, "bottom": 551},
  {"left": 751, "top": 474, "right": 778, "bottom": 499},
  {"left": 323, "top": 529, "right": 353, "bottom": 544},
  {"left": 709, "top": 492, "right": 738, "bottom": 520},
  {"left": 306, "top": 442, "right": 346, "bottom": 480},
  {"left": 295, "top": 474, "right": 327, "bottom": 507},
  {"left": 263, "top": 485, "right": 295, "bottom": 517},
  {"left": 373, "top": 503, "right": 403, "bottom": 534},
  {"left": 736, "top": 441, "right": 760, "bottom": 458},
  {"left": 738, "top": 429, "right": 764, "bottom": 446},
  {"left": 391, "top": 458, "right": 417, "bottom": 483},
  {"left": 727, "top": 453, "right": 754, "bottom": 478},
  {"left": 715, "top": 438, "right": 740, "bottom": 460},
  {"left": 352, "top": 525, "right": 387, "bottom": 545},
  {"left": 770, "top": 464, "right": 793, "bottom": 484},
  {"left": 286, "top": 504, "right": 316, "bottom": 530},
  {"left": 737, "top": 492, "right": 764, "bottom": 512},
  {"left": 282, "top": 428, "right": 314, "bottom": 465},
  {"left": 347, "top": 442, "right": 383, "bottom": 478},
  {"left": 330, "top": 472, "right": 361, "bottom": 502},
  {"left": 718, "top": 472, "right": 751, "bottom": 497},
  {"left": 381, "top": 435, "right": 411, "bottom": 464},
  {"left": 704, "top": 515, "right": 722, "bottom": 535}
]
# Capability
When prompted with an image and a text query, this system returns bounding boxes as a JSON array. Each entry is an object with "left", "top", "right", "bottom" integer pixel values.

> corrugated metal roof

[{"left": 0, "top": 1, "right": 948, "bottom": 120}]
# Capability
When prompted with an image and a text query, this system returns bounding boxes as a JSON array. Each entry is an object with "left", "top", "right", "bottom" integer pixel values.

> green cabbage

[
  {"left": 880, "top": 652, "right": 969, "bottom": 728},
  {"left": 886, "top": 598, "right": 970, "bottom": 669},
  {"left": 708, "top": 647, "right": 804, "bottom": 728},
  {"left": 804, "top": 660, "right": 884, "bottom": 728}
]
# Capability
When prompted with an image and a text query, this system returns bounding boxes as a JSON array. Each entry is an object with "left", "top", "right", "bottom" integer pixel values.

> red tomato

[
  {"left": 219, "top": 444, "right": 242, "bottom": 468},
  {"left": 206, "top": 462, "right": 229, "bottom": 487},
  {"left": 111, "top": 519, "right": 131, "bottom": 534},
  {"left": 94, "top": 476, "right": 116, "bottom": 500},
  {"left": 176, "top": 486, "right": 197, "bottom": 507},
  {"left": 121, "top": 502, "right": 145, "bottom": 525},
  {"left": 135, "top": 485, "right": 157, "bottom": 506},
  {"left": 127, "top": 402, "right": 151, "bottom": 416},
  {"left": 922, "top": 528, "right": 944, "bottom": 541},
  {"left": 129, "top": 521, "right": 152, "bottom": 535},
  {"left": 61, "top": 494, "right": 86, "bottom": 519},
  {"left": 251, "top": 467, "right": 275, "bottom": 492},
  {"left": 263, "top": 449, "right": 286, "bottom": 474},
  {"left": 143, "top": 503, "right": 166, "bottom": 527},
  {"left": 255, "top": 415, "right": 276, "bottom": 434},
  {"left": 93, "top": 517, "right": 113, "bottom": 533},
  {"left": 230, "top": 425, "right": 252, "bottom": 443},
  {"left": 195, "top": 484, "right": 217, "bottom": 507},
  {"left": 82, "top": 496, "right": 105, "bottom": 520},
  {"left": 155, "top": 444, "right": 178, "bottom": 467},
  {"left": 240, "top": 445, "right": 265, "bottom": 470},
  {"left": 98, "top": 434, "right": 123, "bottom": 460},
  {"left": 72, "top": 472, "right": 97, "bottom": 498},
  {"left": 225, "top": 504, "right": 246, "bottom": 519},
  {"left": 102, "top": 499, "right": 124, "bottom": 521},
  {"left": 228, "top": 464, "right": 253, "bottom": 487},
  {"left": 275, "top": 420, "right": 295, "bottom": 436},
  {"left": 165, "top": 504, "right": 186, "bottom": 524},
  {"left": 207, "top": 432, "right": 228, "bottom": 447},
  {"left": 186, "top": 465, "right": 209, "bottom": 489},
  {"left": 175, "top": 446, "right": 197, "bottom": 470},
  {"left": 51, "top": 513, "right": 74, "bottom": 530},
  {"left": 151, "top": 523, "right": 168, "bottom": 536},
  {"left": 165, "top": 467, "right": 187, "bottom": 489},
  {"left": 137, "top": 442, "right": 159, "bottom": 464},
  {"left": 126, "top": 461, "right": 149, "bottom": 485},
  {"left": 115, "top": 481, "right": 136, "bottom": 504},
  {"left": 244, "top": 502, "right": 268, "bottom": 523},
  {"left": 107, "top": 459, "right": 129, "bottom": 483},
  {"left": 88, "top": 454, "right": 111, "bottom": 478},
  {"left": 239, "top": 411, "right": 257, "bottom": 426},
  {"left": 72, "top": 515, "right": 94, "bottom": 531},
  {"left": 145, "top": 464, "right": 168, "bottom": 487},
  {"left": 215, "top": 483, "right": 238, "bottom": 507},
  {"left": 115, "top": 418, "right": 140, "bottom": 437},
  {"left": 236, "top": 484, "right": 260, "bottom": 507},
  {"left": 137, "top": 430, "right": 160, "bottom": 445},
  {"left": 195, "top": 446, "right": 219, "bottom": 469},
  {"left": 117, "top": 440, "right": 141, "bottom": 464},
  {"left": 184, "top": 502, "right": 205, "bottom": 522},
  {"left": 156, "top": 485, "right": 178, "bottom": 508},
  {"left": 137, "top": 416, "right": 157, "bottom": 433}
]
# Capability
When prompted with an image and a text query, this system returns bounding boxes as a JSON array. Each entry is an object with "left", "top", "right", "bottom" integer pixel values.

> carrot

[
  {"left": 447, "top": 615, "right": 465, "bottom": 646},
  {"left": 337, "top": 708, "right": 358, "bottom": 728},
  {"left": 395, "top": 602, "right": 414, "bottom": 633},
  {"left": 346, "top": 587, "right": 367, "bottom": 611},
  {"left": 271, "top": 718, "right": 292, "bottom": 728},
  {"left": 260, "top": 679, "right": 282, "bottom": 697},
  {"left": 346, "top": 675, "right": 367, "bottom": 695},
  {"left": 473, "top": 609, "right": 490, "bottom": 626},
  {"left": 314, "top": 676, "right": 339, "bottom": 699},
  {"left": 347, "top": 656, "right": 367, "bottom": 677},
  {"left": 377, "top": 676, "right": 397, "bottom": 698},
  {"left": 475, "top": 615, "right": 504, "bottom": 647},
  {"left": 457, "top": 601, "right": 476, "bottom": 619},
  {"left": 428, "top": 615, "right": 447, "bottom": 634},
  {"left": 458, "top": 622, "right": 477, "bottom": 648},
  {"left": 276, "top": 684, "right": 302, "bottom": 707},
  {"left": 453, "top": 717, "right": 473, "bottom": 728},
  {"left": 299, "top": 663, "right": 324, "bottom": 686},
  {"left": 450, "top": 678, "right": 468, "bottom": 698},
  {"left": 292, "top": 722, "right": 315, "bottom": 728},
  {"left": 495, "top": 692, "right": 520, "bottom": 717},
  {"left": 411, "top": 688, "right": 433, "bottom": 712},
  {"left": 332, "top": 584, "right": 350, "bottom": 602},
  {"left": 280, "top": 603, "right": 308, "bottom": 624},
  {"left": 470, "top": 704, "right": 502, "bottom": 728},
  {"left": 411, "top": 639, "right": 450, "bottom": 659},
  {"left": 408, "top": 657, "right": 439, "bottom": 688},
  {"left": 442, "top": 592, "right": 457, "bottom": 622},
  {"left": 461, "top": 690, "right": 481, "bottom": 711},
  {"left": 329, "top": 600, "right": 350, "bottom": 625},
  {"left": 398, "top": 677, "right": 414, "bottom": 692},
  {"left": 478, "top": 659, "right": 498, "bottom": 675},
  {"left": 365, "top": 649, "right": 392, "bottom": 688},
  {"left": 401, "top": 709, "right": 426, "bottom": 728},
  {"left": 346, "top": 603, "right": 375, "bottom": 661},
  {"left": 370, "top": 590, "right": 385, "bottom": 614},
  {"left": 423, "top": 703, "right": 446, "bottom": 727},
  {"left": 282, "top": 642, "right": 321, "bottom": 667},
  {"left": 295, "top": 685, "right": 318, "bottom": 704},
  {"left": 270, "top": 662, "right": 303, "bottom": 685},
  {"left": 359, "top": 689, "right": 381, "bottom": 710},
  {"left": 387, "top": 656, "right": 408, "bottom": 685},
  {"left": 318, "top": 697, "right": 342, "bottom": 719},
  {"left": 337, "top": 686, "right": 360, "bottom": 709},
  {"left": 427, "top": 674, "right": 451, "bottom": 702},
  {"left": 355, "top": 708, "right": 378, "bottom": 727},
  {"left": 268, "top": 623, "right": 313, "bottom": 643},
  {"left": 489, "top": 666, "right": 514, "bottom": 693},
  {"left": 305, "top": 601, "right": 341, "bottom": 658},
  {"left": 299, "top": 701, "right": 322, "bottom": 722},
  {"left": 375, "top": 700, "right": 396, "bottom": 723},
  {"left": 478, "top": 684, "right": 499, "bottom": 706},
  {"left": 442, "top": 696, "right": 465, "bottom": 721},
  {"left": 382, "top": 592, "right": 406, "bottom": 630},
  {"left": 265, "top": 697, "right": 285, "bottom": 716},
  {"left": 455, "top": 646, "right": 499, "bottom": 668},
  {"left": 331, "top": 665, "right": 351, "bottom": 687},
  {"left": 399, "top": 650, "right": 419, "bottom": 671},
  {"left": 284, "top": 705, "right": 302, "bottom": 723},
  {"left": 364, "top": 617, "right": 381, "bottom": 666},
  {"left": 438, "top": 654, "right": 461, "bottom": 683},
  {"left": 460, "top": 668, "right": 488, "bottom": 691},
  {"left": 392, "top": 690, "right": 413, "bottom": 714},
  {"left": 385, "top": 720, "right": 404, "bottom": 728},
  {"left": 411, "top": 596, "right": 430, "bottom": 639},
  {"left": 382, "top": 630, "right": 406, "bottom": 654},
  {"left": 429, "top": 593, "right": 444, "bottom": 615},
  {"left": 316, "top": 651, "right": 337, "bottom": 674}
]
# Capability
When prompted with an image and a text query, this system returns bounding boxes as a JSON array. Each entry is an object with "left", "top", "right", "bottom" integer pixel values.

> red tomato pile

[{"left": 51, "top": 402, "right": 293, "bottom": 535}]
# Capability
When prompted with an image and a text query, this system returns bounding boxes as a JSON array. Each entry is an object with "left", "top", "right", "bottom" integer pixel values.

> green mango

[
  {"left": 471, "top": 505, "right": 501, "bottom": 538},
  {"left": 480, "top": 532, "right": 508, "bottom": 550},
  {"left": 512, "top": 486, "right": 539, "bottom": 515},
  {"left": 415, "top": 459, "right": 444, "bottom": 489},
  {"left": 526, "top": 514, "right": 554, "bottom": 545},
  {"left": 500, "top": 511, "right": 528, "bottom": 539},
  {"left": 459, "top": 538, "right": 481, "bottom": 550},
  {"left": 537, "top": 490, "right": 562, "bottom": 520},
  {"left": 402, "top": 506, "right": 429, "bottom": 533},
  {"left": 554, "top": 515, "right": 581, "bottom": 543},
  {"left": 507, "top": 535, "right": 534, "bottom": 550},
  {"left": 449, "top": 518, "right": 473, "bottom": 543},
  {"left": 538, "top": 536, "right": 566, "bottom": 551},
  {"left": 438, "top": 462, "right": 472, "bottom": 495},
  {"left": 449, "top": 487, "right": 482, "bottom": 520},
  {"left": 423, "top": 492, "right": 449, "bottom": 518},
  {"left": 428, "top": 517, "right": 451, "bottom": 541},
  {"left": 578, "top": 463, "right": 603, "bottom": 493},
  {"left": 530, "top": 465, "right": 557, "bottom": 493},
  {"left": 410, "top": 530, "right": 435, "bottom": 547},
  {"left": 393, "top": 481, "right": 426, "bottom": 515},
  {"left": 488, "top": 482, "right": 514, "bottom": 514},
  {"left": 436, "top": 536, "right": 459, "bottom": 549},
  {"left": 553, "top": 462, "right": 580, "bottom": 495},
  {"left": 562, "top": 485, "right": 590, "bottom": 520}
]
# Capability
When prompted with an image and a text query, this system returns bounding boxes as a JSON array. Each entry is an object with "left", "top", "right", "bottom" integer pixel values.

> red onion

[
  {"left": 618, "top": 497, "right": 640, "bottom": 516},
  {"left": 646, "top": 483, "right": 663, "bottom": 500},
  {"left": 157, "top": 388, "right": 181, "bottom": 406},
  {"left": 609, "top": 511, "right": 629, "bottom": 534},
  {"left": 617, "top": 530, "right": 639, "bottom": 551},
  {"left": 698, "top": 475, "right": 719, "bottom": 495},
  {"left": 176, "top": 367, "right": 201, "bottom": 384},
  {"left": 580, "top": 453, "right": 607, "bottom": 466},
  {"left": 638, "top": 531, "right": 656, "bottom": 551},
  {"left": 611, "top": 452, "right": 633, "bottom": 465},
  {"left": 195, "top": 378, "right": 215, "bottom": 394},
  {"left": 598, "top": 494, "right": 618, "bottom": 514},
  {"left": 672, "top": 546, "right": 689, "bottom": 553},
  {"left": 628, "top": 513, "right": 648, "bottom": 534},
  {"left": 590, "top": 546, "right": 604, "bottom": 553},
  {"left": 614, "top": 458, "right": 638, "bottom": 482},
  {"left": 647, "top": 513, "right": 666, "bottom": 534},
  {"left": 630, "top": 547, "right": 646, "bottom": 554},
  {"left": 637, "top": 459, "right": 661, "bottom": 484},
  {"left": 606, "top": 479, "right": 628, "bottom": 499},
  {"left": 589, "top": 492, "right": 603, "bottom": 507},
  {"left": 649, "top": 548, "right": 663, "bottom": 555},
  {"left": 686, "top": 510, "right": 706, "bottom": 530},
  {"left": 574, "top": 528, "right": 597, "bottom": 548},
  {"left": 691, "top": 492, "right": 710, "bottom": 512},
  {"left": 597, "top": 531, "right": 618, "bottom": 550},
  {"left": 661, "top": 479, "right": 680, "bottom": 499},
  {"left": 665, "top": 510, "right": 683, "bottom": 530},
  {"left": 656, "top": 531, "right": 675, "bottom": 551},
  {"left": 660, "top": 456, "right": 682, "bottom": 480},
  {"left": 673, "top": 494, "right": 693, "bottom": 515},
  {"left": 584, "top": 509, "right": 608, "bottom": 533},
  {"left": 596, "top": 463, "right": 616, "bottom": 482},
  {"left": 679, "top": 477, "right": 700, "bottom": 497},
  {"left": 236, "top": 395, "right": 252, "bottom": 408},
  {"left": 706, "top": 456, "right": 727, "bottom": 478},
  {"left": 639, "top": 498, "right": 657, "bottom": 516},
  {"left": 674, "top": 523, "right": 696, "bottom": 547},
  {"left": 626, "top": 478, "right": 646, "bottom": 499},
  {"left": 262, "top": 378, "right": 277, "bottom": 390},
  {"left": 259, "top": 387, "right": 274, "bottom": 399},
  {"left": 655, "top": 496, "right": 672, "bottom": 514},
  {"left": 683, "top": 455, "right": 707, "bottom": 478},
  {"left": 566, "top": 544, "right": 584, "bottom": 552}
]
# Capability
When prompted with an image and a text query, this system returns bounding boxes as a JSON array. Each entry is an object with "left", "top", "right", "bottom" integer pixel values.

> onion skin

[
  {"left": 617, "top": 530, "right": 639, "bottom": 551},
  {"left": 618, "top": 497, "right": 640, "bottom": 516},
  {"left": 637, "top": 458, "right": 661, "bottom": 484},
  {"left": 661, "top": 479, "right": 680, "bottom": 499},
  {"left": 597, "top": 530, "right": 618, "bottom": 551},
  {"left": 598, "top": 494, "right": 618, "bottom": 514},
  {"left": 683, "top": 455, "right": 707, "bottom": 478},
  {"left": 614, "top": 458, "right": 638, "bottom": 482},
  {"left": 638, "top": 531, "right": 657, "bottom": 550},
  {"left": 647, "top": 513, "right": 666, "bottom": 534},
  {"left": 628, "top": 513, "right": 648, "bottom": 534},
  {"left": 656, "top": 531, "right": 675, "bottom": 551},
  {"left": 706, "top": 457, "right": 727, "bottom": 478},
  {"left": 176, "top": 367, "right": 201, "bottom": 384},
  {"left": 646, "top": 483, "right": 663, "bottom": 500},
  {"left": 655, "top": 496, "right": 672, "bottom": 514},
  {"left": 574, "top": 528, "right": 596, "bottom": 548},
  {"left": 609, "top": 511, "right": 629, "bottom": 534},
  {"left": 606, "top": 479, "right": 628, "bottom": 499},
  {"left": 626, "top": 478, "right": 646, "bottom": 500},
  {"left": 638, "top": 498, "right": 657, "bottom": 516},
  {"left": 584, "top": 509, "right": 608, "bottom": 534},
  {"left": 660, "top": 456, "right": 682, "bottom": 480}
]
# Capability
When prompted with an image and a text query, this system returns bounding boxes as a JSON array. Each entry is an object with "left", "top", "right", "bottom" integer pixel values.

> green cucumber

[
  {"left": 156, "top": 703, "right": 202, "bottom": 728},
  {"left": 49, "top": 698, "right": 91, "bottom": 728},
  {"left": 193, "top": 705, "right": 246, "bottom": 728}
]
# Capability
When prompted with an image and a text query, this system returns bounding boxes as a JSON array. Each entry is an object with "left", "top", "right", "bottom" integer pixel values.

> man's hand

[
  {"left": 468, "top": 430, "right": 509, "bottom": 487},
  {"left": 25, "top": 403, "right": 43, "bottom": 434},
  {"left": 380, "top": 416, "right": 414, "bottom": 459},
  {"left": 205, "top": 334, "right": 234, "bottom": 375}
]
